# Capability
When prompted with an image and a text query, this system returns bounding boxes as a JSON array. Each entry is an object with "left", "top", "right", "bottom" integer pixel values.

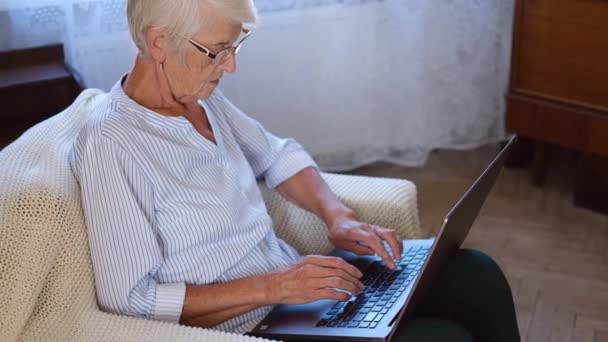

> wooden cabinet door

[{"left": 511, "top": 0, "right": 608, "bottom": 110}]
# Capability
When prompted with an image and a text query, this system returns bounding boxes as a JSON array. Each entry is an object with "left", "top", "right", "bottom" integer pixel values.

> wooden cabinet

[
  {"left": 506, "top": 0, "right": 608, "bottom": 213},
  {"left": 0, "top": 45, "right": 81, "bottom": 147}
]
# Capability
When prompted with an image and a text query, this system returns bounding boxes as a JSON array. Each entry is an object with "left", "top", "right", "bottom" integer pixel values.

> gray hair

[{"left": 127, "top": 0, "right": 258, "bottom": 57}]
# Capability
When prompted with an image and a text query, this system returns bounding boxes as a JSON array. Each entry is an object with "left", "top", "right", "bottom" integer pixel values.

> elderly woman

[{"left": 70, "top": 0, "right": 520, "bottom": 341}]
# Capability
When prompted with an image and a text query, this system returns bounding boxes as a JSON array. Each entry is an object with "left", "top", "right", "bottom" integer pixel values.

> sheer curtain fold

[{"left": 0, "top": 0, "right": 515, "bottom": 171}]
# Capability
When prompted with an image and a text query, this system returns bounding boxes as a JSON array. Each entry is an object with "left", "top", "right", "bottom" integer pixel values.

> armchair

[{"left": 0, "top": 90, "right": 421, "bottom": 341}]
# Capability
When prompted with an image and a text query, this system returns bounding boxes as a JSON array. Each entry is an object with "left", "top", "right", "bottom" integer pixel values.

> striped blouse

[{"left": 69, "top": 78, "right": 318, "bottom": 334}]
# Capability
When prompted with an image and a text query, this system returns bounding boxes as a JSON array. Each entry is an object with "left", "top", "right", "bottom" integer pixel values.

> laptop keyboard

[{"left": 315, "top": 245, "right": 430, "bottom": 329}]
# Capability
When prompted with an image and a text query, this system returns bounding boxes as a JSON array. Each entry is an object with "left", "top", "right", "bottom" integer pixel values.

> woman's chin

[
  {"left": 180, "top": 90, "right": 214, "bottom": 102},
  {"left": 198, "top": 82, "right": 219, "bottom": 98}
]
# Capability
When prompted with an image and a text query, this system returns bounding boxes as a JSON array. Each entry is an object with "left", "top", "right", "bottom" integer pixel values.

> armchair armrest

[{"left": 259, "top": 173, "right": 421, "bottom": 256}]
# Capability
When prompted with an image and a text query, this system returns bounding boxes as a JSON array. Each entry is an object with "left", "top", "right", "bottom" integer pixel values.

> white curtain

[{"left": 1, "top": 0, "right": 515, "bottom": 171}]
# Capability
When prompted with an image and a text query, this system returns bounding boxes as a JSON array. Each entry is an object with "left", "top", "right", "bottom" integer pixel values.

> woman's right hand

[{"left": 263, "top": 255, "right": 365, "bottom": 305}]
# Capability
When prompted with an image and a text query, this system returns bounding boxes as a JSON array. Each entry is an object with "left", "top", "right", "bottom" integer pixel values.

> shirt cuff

[
  {"left": 153, "top": 282, "right": 186, "bottom": 323},
  {"left": 265, "top": 149, "right": 318, "bottom": 189}
]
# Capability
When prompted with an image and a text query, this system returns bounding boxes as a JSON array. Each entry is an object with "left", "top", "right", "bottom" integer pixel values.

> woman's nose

[{"left": 219, "top": 54, "right": 237, "bottom": 73}]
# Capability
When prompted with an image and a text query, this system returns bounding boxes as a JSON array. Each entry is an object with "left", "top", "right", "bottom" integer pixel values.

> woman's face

[{"left": 162, "top": 6, "right": 243, "bottom": 103}]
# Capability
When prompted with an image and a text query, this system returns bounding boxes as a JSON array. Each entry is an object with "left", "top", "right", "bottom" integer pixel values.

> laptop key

[
  {"left": 354, "top": 313, "right": 366, "bottom": 322},
  {"left": 358, "top": 321, "right": 370, "bottom": 328},
  {"left": 348, "top": 321, "right": 359, "bottom": 328},
  {"left": 338, "top": 321, "right": 348, "bottom": 327},
  {"left": 343, "top": 301, "right": 357, "bottom": 312},
  {"left": 342, "top": 311, "right": 356, "bottom": 321},
  {"left": 317, "top": 319, "right": 329, "bottom": 327},
  {"left": 363, "top": 312, "right": 378, "bottom": 322},
  {"left": 332, "top": 301, "right": 347, "bottom": 309},
  {"left": 370, "top": 322, "right": 379, "bottom": 328},
  {"left": 363, "top": 278, "right": 376, "bottom": 286}
]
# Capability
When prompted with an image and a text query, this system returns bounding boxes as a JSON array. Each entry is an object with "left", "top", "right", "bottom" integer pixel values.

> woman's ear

[{"left": 144, "top": 26, "right": 168, "bottom": 64}]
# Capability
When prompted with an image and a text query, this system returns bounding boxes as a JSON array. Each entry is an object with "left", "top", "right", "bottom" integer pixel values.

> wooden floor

[{"left": 352, "top": 145, "right": 608, "bottom": 342}]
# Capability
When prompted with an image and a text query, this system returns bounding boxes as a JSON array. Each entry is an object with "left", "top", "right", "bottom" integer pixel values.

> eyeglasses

[{"left": 188, "top": 28, "right": 251, "bottom": 67}]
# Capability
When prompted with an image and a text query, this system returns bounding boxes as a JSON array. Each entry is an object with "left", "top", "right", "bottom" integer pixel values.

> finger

[
  {"left": 314, "top": 289, "right": 352, "bottom": 302},
  {"left": 314, "top": 277, "right": 362, "bottom": 295},
  {"left": 350, "top": 230, "right": 396, "bottom": 269},
  {"left": 343, "top": 241, "right": 375, "bottom": 256},
  {"left": 310, "top": 266, "right": 365, "bottom": 290},
  {"left": 374, "top": 226, "right": 403, "bottom": 261},
  {"left": 303, "top": 255, "right": 363, "bottom": 278}
]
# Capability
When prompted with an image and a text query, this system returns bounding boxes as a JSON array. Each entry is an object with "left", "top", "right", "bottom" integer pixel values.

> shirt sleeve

[
  {"left": 71, "top": 133, "right": 185, "bottom": 323},
  {"left": 215, "top": 91, "right": 319, "bottom": 189}
]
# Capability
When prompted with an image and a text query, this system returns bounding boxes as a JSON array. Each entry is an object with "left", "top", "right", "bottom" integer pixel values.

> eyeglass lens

[{"left": 212, "top": 48, "right": 235, "bottom": 66}]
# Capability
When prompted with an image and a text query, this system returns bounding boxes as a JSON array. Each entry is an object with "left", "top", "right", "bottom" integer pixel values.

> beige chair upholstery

[{"left": 0, "top": 90, "right": 421, "bottom": 342}]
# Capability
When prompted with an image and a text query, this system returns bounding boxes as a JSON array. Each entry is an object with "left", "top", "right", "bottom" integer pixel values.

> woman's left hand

[{"left": 327, "top": 217, "right": 403, "bottom": 269}]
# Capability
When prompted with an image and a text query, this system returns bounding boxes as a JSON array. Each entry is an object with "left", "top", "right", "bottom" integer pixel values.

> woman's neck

[{"left": 122, "top": 56, "right": 206, "bottom": 124}]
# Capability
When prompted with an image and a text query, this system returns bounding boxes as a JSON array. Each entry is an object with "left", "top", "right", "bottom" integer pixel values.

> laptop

[{"left": 250, "top": 136, "right": 516, "bottom": 342}]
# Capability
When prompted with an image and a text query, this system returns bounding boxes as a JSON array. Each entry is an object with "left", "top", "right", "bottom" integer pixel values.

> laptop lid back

[{"left": 386, "top": 136, "right": 516, "bottom": 339}]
